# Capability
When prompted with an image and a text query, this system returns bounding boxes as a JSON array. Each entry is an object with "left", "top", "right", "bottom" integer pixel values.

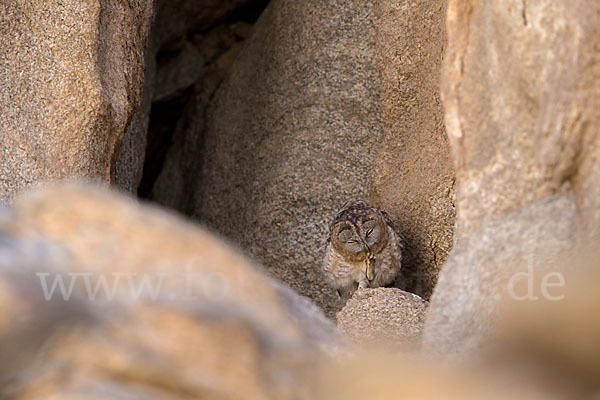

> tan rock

[
  {"left": 423, "top": 195, "right": 577, "bottom": 355},
  {"left": 0, "top": 224, "right": 82, "bottom": 389},
  {"left": 337, "top": 288, "right": 428, "bottom": 351},
  {"left": 192, "top": 0, "right": 386, "bottom": 317},
  {"left": 319, "top": 355, "right": 553, "bottom": 400},
  {"left": 492, "top": 254, "right": 600, "bottom": 397},
  {"left": 370, "top": 0, "right": 455, "bottom": 299},
  {"left": 1, "top": 184, "right": 592, "bottom": 399},
  {"left": 425, "top": 0, "right": 600, "bottom": 356},
  {"left": 144, "top": 0, "right": 454, "bottom": 315},
  {"left": 114, "top": 0, "right": 259, "bottom": 194},
  {"left": 1, "top": 183, "right": 339, "bottom": 399},
  {"left": 441, "top": 0, "right": 600, "bottom": 241},
  {"left": 0, "top": 0, "right": 153, "bottom": 201}
]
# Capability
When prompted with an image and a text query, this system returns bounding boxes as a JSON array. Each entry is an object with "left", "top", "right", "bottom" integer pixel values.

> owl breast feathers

[{"left": 322, "top": 200, "right": 403, "bottom": 300}]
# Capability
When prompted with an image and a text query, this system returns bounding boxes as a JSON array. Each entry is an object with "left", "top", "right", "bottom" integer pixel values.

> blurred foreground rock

[
  {"left": 2, "top": 183, "right": 600, "bottom": 399},
  {"left": 0, "top": 183, "right": 339, "bottom": 399},
  {"left": 325, "top": 255, "right": 600, "bottom": 400},
  {"left": 423, "top": 195, "right": 577, "bottom": 355},
  {"left": 490, "top": 254, "right": 600, "bottom": 399},
  {"left": 337, "top": 288, "right": 428, "bottom": 351}
]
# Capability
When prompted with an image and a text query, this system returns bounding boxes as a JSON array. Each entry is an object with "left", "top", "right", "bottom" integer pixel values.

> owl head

[{"left": 328, "top": 200, "right": 390, "bottom": 262}]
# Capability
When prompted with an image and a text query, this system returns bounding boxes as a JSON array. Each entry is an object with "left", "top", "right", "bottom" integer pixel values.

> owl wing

[
  {"left": 381, "top": 210, "right": 405, "bottom": 250},
  {"left": 322, "top": 242, "right": 358, "bottom": 297},
  {"left": 322, "top": 242, "right": 336, "bottom": 284}
]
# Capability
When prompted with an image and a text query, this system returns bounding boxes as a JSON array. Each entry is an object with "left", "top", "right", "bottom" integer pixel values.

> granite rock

[
  {"left": 0, "top": 0, "right": 153, "bottom": 201},
  {"left": 337, "top": 288, "right": 428, "bottom": 350},
  {"left": 1, "top": 182, "right": 339, "bottom": 399}
]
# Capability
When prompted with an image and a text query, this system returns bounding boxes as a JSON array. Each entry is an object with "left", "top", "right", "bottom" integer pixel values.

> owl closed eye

[
  {"left": 337, "top": 228, "right": 363, "bottom": 256},
  {"left": 323, "top": 201, "right": 403, "bottom": 301}
]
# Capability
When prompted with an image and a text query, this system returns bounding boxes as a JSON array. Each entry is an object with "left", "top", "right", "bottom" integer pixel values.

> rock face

[
  {"left": 423, "top": 195, "right": 577, "bottom": 355},
  {"left": 114, "top": 0, "right": 264, "bottom": 195},
  {"left": 147, "top": 20, "right": 254, "bottom": 212},
  {"left": 138, "top": 0, "right": 455, "bottom": 316},
  {"left": 370, "top": 0, "right": 454, "bottom": 299},
  {"left": 192, "top": 0, "right": 386, "bottom": 316},
  {"left": 441, "top": 0, "right": 600, "bottom": 241},
  {"left": 0, "top": 0, "right": 153, "bottom": 201},
  {"left": 1, "top": 183, "right": 339, "bottom": 399},
  {"left": 113, "top": 38, "right": 156, "bottom": 194},
  {"left": 423, "top": 0, "right": 600, "bottom": 356},
  {"left": 337, "top": 288, "right": 428, "bottom": 350}
]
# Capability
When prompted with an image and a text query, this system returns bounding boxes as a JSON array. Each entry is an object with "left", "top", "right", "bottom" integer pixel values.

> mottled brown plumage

[{"left": 323, "top": 201, "right": 403, "bottom": 301}]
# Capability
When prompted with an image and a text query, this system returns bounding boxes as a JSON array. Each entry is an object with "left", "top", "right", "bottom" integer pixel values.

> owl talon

[{"left": 358, "top": 282, "right": 368, "bottom": 289}]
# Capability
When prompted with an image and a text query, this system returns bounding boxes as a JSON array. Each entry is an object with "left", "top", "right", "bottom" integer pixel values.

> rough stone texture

[
  {"left": 442, "top": 0, "right": 600, "bottom": 242},
  {"left": 0, "top": 0, "right": 153, "bottom": 201},
  {"left": 190, "top": 0, "right": 385, "bottom": 318},
  {"left": 336, "top": 288, "right": 428, "bottom": 350},
  {"left": 1, "top": 184, "right": 595, "bottom": 399},
  {"left": 113, "top": 28, "right": 156, "bottom": 194},
  {"left": 114, "top": 0, "right": 261, "bottom": 195},
  {"left": 148, "top": 22, "right": 252, "bottom": 211},
  {"left": 141, "top": 0, "right": 453, "bottom": 315},
  {"left": 370, "top": 0, "right": 454, "bottom": 299},
  {"left": 424, "top": 0, "right": 600, "bottom": 357},
  {"left": 1, "top": 183, "right": 340, "bottom": 399},
  {"left": 423, "top": 195, "right": 577, "bottom": 356}
]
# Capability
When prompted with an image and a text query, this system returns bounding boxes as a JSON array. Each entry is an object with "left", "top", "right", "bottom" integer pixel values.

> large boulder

[
  {"left": 423, "top": 195, "right": 577, "bottom": 355},
  {"left": 424, "top": 0, "right": 600, "bottom": 354},
  {"left": 143, "top": 0, "right": 454, "bottom": 316},
  {"left": 191, "top": 0, "right": 386, "bottom": 316},
  {"left": 0, "top": 0, "right": 153, "bottom": 201},
  {"left": 114, "top": 0, "right": 263, "bottom": 194},
  {"left": 3, "top": 184, "right": 598, "bottom": 400},
  {"left": 370, "top": 0, "right": 454, "bottom": 298},
  {"left": 0, "top": 183, "right": 339, "bottom": 399},
  {"left": 441, "top": 0, "right": 600, "bottom": 241}
]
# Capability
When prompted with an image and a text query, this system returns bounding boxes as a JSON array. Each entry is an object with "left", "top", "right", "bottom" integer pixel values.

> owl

[{"left": 323, "top": 200, "right": 403, "bottom": 301}]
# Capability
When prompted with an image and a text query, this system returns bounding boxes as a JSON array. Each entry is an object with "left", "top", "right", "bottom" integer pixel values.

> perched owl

[{"left": 323, "top": 201, "right": 403, "bottom": 301}]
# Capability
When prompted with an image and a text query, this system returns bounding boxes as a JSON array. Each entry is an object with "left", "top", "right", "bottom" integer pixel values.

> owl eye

[
  {"left": 346, "top": 239, "right": 358, "bottom": 244},
  {"left": 366, "top": 228, "right": 374, "bottom": 237}
]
